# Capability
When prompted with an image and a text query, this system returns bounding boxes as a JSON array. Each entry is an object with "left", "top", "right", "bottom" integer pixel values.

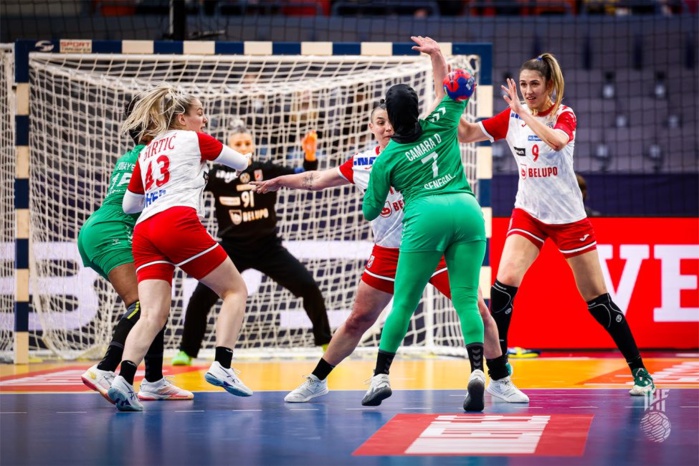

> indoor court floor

[{"left": 1, "top": 352, "right": 698, "bottom": 466}]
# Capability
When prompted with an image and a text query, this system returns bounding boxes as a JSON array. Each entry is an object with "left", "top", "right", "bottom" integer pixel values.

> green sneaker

[
  {"left": 506, "top": 362, "right": 513, "bottom": 377},
  {"left": 171, "top": 351, "right": 192, "bottom": 366},
  {"left": 629, "top": 368, "right": 655, "bottom": 396}
]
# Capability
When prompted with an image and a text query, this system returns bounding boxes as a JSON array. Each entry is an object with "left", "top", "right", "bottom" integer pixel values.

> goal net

[
  {"left": 25, "top": 49, "right": 483, "bottom": 360},
  {"left": 0, "top": 44, "right": 15, "bottom": 360}
]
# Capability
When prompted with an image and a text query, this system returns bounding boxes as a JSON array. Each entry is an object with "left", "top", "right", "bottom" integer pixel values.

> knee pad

[
  {"left": 587, "top": 293, "right": 625, "bottom": 329},
  {"left": 490, "top": 280, "right": 518, "bottom": 316}
]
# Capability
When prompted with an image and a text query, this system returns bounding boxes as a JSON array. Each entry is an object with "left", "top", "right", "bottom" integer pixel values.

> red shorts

[
  {"left": 507, "top": 208, "right": 597, "bottom": 258},
  {"left": 132, "top": 206, "right": 228, "bottom": 283},
  {"left": 361, "top": 244, "right": 451, "bottom": 297}
]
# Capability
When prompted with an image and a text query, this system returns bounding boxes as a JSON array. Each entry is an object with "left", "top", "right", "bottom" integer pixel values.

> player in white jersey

[
  {"left": 457, "top": 53, "right": 655, "bottom": 396},
  {"left": 106, "top": 84, "right": 254, "bottom": 411},
  {"left": 251, "top": 36, "right": 527, "bottom": 405}
]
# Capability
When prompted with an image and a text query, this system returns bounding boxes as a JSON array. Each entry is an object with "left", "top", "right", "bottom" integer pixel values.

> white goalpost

[
  {"left": 0, "top": 44, "right": 15, "bottom": 360},
  {"left": 11, "top": 41, "right": 491, "bottom": 361}
]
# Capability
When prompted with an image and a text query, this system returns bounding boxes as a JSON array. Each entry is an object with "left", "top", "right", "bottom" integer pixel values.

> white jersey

[
  {"left": 128, "top": 130, "right": 224, "bottom": 224},
  {"left": 479, "top": 105, "right": 585, "bottom": 224},
  {"left": 338, "top": 145, "right": 405, "bottom": 248}
]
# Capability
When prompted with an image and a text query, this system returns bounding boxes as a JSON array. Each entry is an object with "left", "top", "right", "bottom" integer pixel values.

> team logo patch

[
  {"left": 514, "top": 147, "right": 526, "bottom": 157},
  {"left": 354, "top": 413, "right": 593, "bottom": 456},
  {"left": 230, "top": 210, "right": 243, "bottom": 225},
  {"left": 254, "top": 169, "right": 263, "bottom": 181},
  {"left": 380, "top": 201, "right": 393, "bottom": 218},
  {"left": 239, "top": 173, "right": 251, "bottom": 184}
]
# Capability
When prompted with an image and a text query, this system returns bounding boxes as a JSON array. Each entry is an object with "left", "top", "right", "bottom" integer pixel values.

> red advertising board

[{"left": 490, "top": 218, "right": 699, "bottom": 349}]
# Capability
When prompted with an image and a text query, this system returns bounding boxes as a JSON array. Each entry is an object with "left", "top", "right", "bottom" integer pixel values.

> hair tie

[{"left": 536, "top": 56, "right": 543, "bottom": 61}]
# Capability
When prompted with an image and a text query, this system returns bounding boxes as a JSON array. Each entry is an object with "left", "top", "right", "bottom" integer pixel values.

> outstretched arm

[
  {"left": 251, "top": 168, "right": 349, "bottom": 193},
  {"left": 411, "top": 35, "right": 449, "bottom": 114},
  {"left": 458, "top": 118, "right": 489, "bottom": 144}
]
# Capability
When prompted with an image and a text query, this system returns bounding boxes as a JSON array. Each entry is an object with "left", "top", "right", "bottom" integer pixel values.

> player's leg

[
  {"left": 172, "top": 282, "right": 220, "bottom": 365},
  {"left": 109, "top": 276, "right": 173, "bottom": 411},
  {"left": 479, "top": 285, "right": 528, "bottom": 403},
  {"left": 566, "top": 248, "right": 655, "bottom": 396},
  {"left": 174, "top": 240, "right": 244, "bottom": 365},
  {"left": 197, "top": 256, "right": 253, "bottom": 397},
  {"left": 492, "top": 229, "right": 541, "bottom": 357},
  {"left": 443, "top": 237, "right": 488, "bottom": 411},
  {"left": 429, "top": 260, "right": 528, "bottom": 403},
  {"left": 79, "top": 259, "right": 138, "bottom": 401},
  {"left": 78, "top": 224, "right": 143, "bottom": 401},
  {"left": 107, "top": 261, "right": 191, "bottom": 401},
  {"left": 285, "top": 280, "right": 393, "bottom": 403},
  {"left": 137, "top": 325, "right": 194, "bottom": 401},
  {"left": 362, "top": 249, "right": 441, "bottom": 406},
  {"left": 257, "top": 243, "right": 332, "bottom": 346}
]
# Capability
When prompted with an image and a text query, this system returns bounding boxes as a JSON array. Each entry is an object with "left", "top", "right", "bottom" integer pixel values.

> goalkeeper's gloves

[{"left": 302, "top": 130, "right": 317, "bottom": 162}]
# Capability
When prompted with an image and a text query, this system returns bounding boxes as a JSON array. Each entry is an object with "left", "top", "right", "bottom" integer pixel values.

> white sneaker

[
  {"left": 138, "top": 377, "right": 194, "bottom": 401},
  {"left": 285, "top": 375, "right": 329, "bottom": 403},
  {"left": 487, "top": 376, "right": 529, "bottom": 403},
  {"left": 205, "top": 361, "right": 253, "bottom": 397},
  {"left": 81, "top": 364, "right": 116, "bottom": 404},
  {"left": 629, "top": 368, "right": 656, "bottom": 396},
  {"left": 361, "top": 374, "right": 392, "bottom": 406},
  {"left": 463, "top": 369, "right": 486, "bottom": 412},
  {"left": 107, "top": 375, "right": 144, "bottom": 412}
]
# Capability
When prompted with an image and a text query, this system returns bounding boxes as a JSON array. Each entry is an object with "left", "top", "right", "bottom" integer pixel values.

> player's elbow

[
  {"left": 122, "top": 191, "right": 145, "bottom": 214},
  {"left": 362, "top": 204, "right": 379, "bottom": 221}
]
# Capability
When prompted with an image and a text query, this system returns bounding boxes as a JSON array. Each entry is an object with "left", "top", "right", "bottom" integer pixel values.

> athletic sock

[
  {"left": 97, "top": 301, "right": 140, "bottom": 372},
  {"left": 311, "top": 358, "right": 335, "bottom": 381},
  {"left": 119, "top": 360, "right": 138, "bottom": 385},
  {"left": 467, "top": 343, "right": 484, "bottom": 372},
  {"left": 587, "top": 293, "right": 643, "bottom": 369},
  {"left": 490, "top": 280, "right": 518, "bottom": 358},
  {"left": 144, "top": 327, "right": 165, "bottom": 382},
  {"left": 486, "top": 354, "right": 509, "bottom": 380},
  {"left": 373, "top": 350, "right": 395, "bottom": 376},
  {"left": 215, "top": 346, "right": 234, "bottom": 369}
]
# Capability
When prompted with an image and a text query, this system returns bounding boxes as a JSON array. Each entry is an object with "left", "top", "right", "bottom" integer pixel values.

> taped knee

[{"left": 587, "top": 293, "right": 625, "bottom": 329}]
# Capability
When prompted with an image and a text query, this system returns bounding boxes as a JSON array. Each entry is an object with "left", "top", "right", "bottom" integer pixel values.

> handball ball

[{"left": 443, "top": 69, "right": 476, "bottom": 102}]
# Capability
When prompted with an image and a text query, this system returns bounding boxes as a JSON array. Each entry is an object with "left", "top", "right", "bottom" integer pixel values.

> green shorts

[
  {"left": 77, "top": 216, "right": 134, "bottom": 280},
  {"left": 401, "top": 193, "right": 486, "bottom": 253}
]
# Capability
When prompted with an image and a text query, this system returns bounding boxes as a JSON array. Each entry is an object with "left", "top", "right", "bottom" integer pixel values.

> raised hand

[
  {"left": 411, "top": 35, "right": 441, "bottom": 56},
  {"left": 501, "top": 78, "right": 525, "bottom": 114}
]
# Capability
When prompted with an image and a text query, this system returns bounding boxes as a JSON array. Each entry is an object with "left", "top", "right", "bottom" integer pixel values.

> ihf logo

[{"left": 640, "top": 389, "right": 671, "bottom": 443}]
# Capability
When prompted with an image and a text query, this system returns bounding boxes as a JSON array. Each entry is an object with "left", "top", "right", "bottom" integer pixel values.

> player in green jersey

[
  {"left": 79, "top": 98, "right": 192, "bottom": 404},
  {"left": 361, "top": 66, "right": 487, "bottom": 411}
]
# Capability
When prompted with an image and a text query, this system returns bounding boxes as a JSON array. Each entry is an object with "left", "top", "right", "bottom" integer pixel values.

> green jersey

[
  {"left": 363, "top": 96, "right": 473, "bottom": 221},
  {"left": 77, "top": 145, "right": 144, "bottom": 278},
  {"left": 89, "top": 144, "right": 144, "bottom": 227}
]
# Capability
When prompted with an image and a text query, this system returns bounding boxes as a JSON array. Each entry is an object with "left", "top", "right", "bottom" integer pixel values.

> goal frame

[{"left": 10, "top": 39, "right": 493, "bottom": 363}]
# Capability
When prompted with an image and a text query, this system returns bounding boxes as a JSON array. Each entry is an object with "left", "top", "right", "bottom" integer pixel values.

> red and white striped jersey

[
  {"left": 127, "top": 130, "right": 225, "bottom": 223},
  {"left": 479, "top": 105, "right": 585, "bottom": 224},
  {"left": 338, "top": 145, "right": 405, "bottom": 248}
]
